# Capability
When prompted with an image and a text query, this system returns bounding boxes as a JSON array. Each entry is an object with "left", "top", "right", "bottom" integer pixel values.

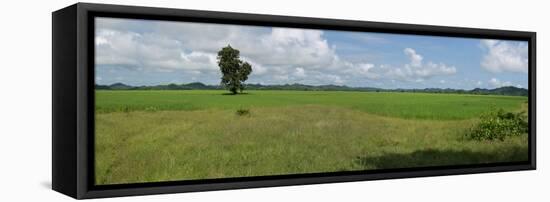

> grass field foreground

[{"left": 95, "top": 90, "right": 528, "bottom": 185}]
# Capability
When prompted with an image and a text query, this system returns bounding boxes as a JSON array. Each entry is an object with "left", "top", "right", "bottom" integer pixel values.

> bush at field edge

[{"left": 466, "top": 108, "right": 528, "bottom": 141}]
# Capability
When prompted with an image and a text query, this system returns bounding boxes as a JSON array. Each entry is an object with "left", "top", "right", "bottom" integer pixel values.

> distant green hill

[
  {"left": 470, "top": 86, "right": 528, "bottom": 96},
  {"left": 95, "top": 82, "right": 528, "bottom": 96}
]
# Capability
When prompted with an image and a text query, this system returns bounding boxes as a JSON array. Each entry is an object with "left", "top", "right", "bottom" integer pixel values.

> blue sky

[{"left": 95, "top": 17, "right": 528, "bottom": 89}]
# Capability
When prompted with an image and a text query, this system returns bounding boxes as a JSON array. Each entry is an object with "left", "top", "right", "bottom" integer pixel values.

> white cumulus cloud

[
  {"left": 95, "top": 17, "right": 461, "bottom": 87},
  {"left": 404, "top": 48, "right": 423, "bottom": 67},
  {"left": 294, "top": 67, "right": 306, "bottom": 78},
  {"left": 476, "top": 81, "right": 483, "bottom": 87},
  {"left": 385, "top": 48, "right": 456, "bottom": 82},
  {"left": 480, "top": 39, "right": 528, "bottom": 73},
  {"left": 488, "top": 78, "right": 513, "bottom": 88}
]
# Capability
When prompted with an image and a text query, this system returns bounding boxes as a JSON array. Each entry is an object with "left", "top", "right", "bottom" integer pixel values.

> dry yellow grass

[{"left": 95, "top": 105, "right": 528, "bottom": 185}]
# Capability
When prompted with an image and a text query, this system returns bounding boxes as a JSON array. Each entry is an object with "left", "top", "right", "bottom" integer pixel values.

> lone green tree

[{"left": 217, "top": 45, "right": 252, "bottom": 94}]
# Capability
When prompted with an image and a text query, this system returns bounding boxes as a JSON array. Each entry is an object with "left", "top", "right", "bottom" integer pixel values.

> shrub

[
  {"left": 236, "top": 108, "right": 250, "bottom": 116},
  {"left": 145, "top": 106, "right": 158, "bottom": 112},
  {"left": 121, "top": 106, "right": 131, "bottom": 113},
  {"left": 466, "top": 109, "right": 528, "bottom": 141}
]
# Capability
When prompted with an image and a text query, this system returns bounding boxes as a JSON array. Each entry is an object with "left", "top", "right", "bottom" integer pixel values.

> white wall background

[{"left": 0, "top": 0, "right": 547, "bottom": 201}]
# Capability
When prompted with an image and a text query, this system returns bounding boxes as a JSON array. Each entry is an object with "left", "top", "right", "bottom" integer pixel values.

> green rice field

[{"left": 95, "top": 90, "right": 528, "bottom": 185}]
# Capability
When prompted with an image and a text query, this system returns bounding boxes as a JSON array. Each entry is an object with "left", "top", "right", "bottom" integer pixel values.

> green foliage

[
  {"left": 217, "top": 45, "right": 253, "bottom": 94},
  {"left": 467, "top": 109, "right": 528, "bottom": 141},
  {"left": 235, "top": 108, "right": 250, "bottom": 116}
]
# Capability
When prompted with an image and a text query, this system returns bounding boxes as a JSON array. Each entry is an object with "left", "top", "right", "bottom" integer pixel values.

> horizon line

[{"left": 95, "top": 81, "right": 528, "bottom": 91}]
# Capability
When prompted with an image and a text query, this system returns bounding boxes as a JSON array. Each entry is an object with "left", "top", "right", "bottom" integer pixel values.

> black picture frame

[{"left": 52, "top": 3, "right": 536, "bottom": 199}]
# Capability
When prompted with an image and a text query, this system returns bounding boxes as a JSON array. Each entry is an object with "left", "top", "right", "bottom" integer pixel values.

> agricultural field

[{"left": 94, "top": 90, "right": 528, "bottom": 185}]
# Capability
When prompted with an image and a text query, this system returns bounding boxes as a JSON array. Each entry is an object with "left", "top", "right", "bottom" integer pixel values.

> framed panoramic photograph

[{"left": 52, "top": 3, "right": 536, "bottom": 199}]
